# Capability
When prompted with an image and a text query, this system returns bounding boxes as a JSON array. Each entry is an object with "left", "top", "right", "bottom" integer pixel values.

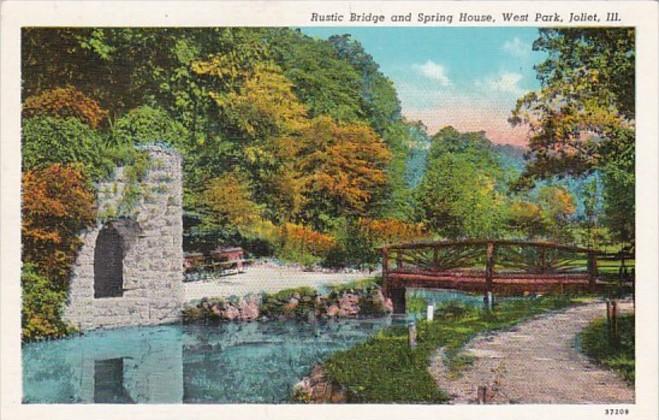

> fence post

[
  {"left": 433, "top": 247, "right": 439, "bottom": 271},
  {"left": 484, "top": 242, "right": 495, "bottom": 308}
]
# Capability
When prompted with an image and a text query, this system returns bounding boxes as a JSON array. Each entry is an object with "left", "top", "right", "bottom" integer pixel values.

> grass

[
  {"left": 322, "top": 294, "right": 579, "bottom": 403},
  {"left": 579, "top": 314, "right": 635, "bottom": 383}
]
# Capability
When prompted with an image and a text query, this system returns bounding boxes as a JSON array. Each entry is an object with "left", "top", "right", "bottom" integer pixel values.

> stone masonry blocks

[{"left": 64, "top": 145, "right": 184, "bottom": 331}]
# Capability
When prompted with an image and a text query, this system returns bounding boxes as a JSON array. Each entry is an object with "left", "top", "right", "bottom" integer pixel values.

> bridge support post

[{"left": 390, "top": 286, "right": 406, "bottom": 314}]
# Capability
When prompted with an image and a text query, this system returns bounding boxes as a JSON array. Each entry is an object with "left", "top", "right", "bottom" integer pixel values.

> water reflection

[
  {"left": 23, "top": 289, "right": 489, "bottom": 404},
  {"left": 23, "top": 317, "right": 397, "bottom": 403}
]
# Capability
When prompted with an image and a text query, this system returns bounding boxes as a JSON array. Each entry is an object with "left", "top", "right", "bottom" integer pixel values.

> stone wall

[{"left": 64, "top": 145, "right": 184, "bottom": 331}]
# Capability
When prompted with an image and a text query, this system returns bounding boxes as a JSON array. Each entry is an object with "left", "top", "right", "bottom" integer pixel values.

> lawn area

[
  {"left": 322, "top": 295, "right": 580, "bottom": 403},
  {"left": 580, "top": 314, "right": 635, "bottom": 383}
]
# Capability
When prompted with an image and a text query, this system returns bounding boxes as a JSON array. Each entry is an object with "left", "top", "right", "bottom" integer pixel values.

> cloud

[
  {"left": 502, "top": 37, "right": 531, "bottom": 58},
  {"left": 475, "top": 72, "right": 524, "bottom": 95},
  {"left": 412, "top": 60, "right": 451, "bottom": 86}
]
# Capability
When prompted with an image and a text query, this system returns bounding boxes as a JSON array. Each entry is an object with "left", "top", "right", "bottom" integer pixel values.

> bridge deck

[{"left": 386, "top": 270, "right": 592, "bottom": 295}]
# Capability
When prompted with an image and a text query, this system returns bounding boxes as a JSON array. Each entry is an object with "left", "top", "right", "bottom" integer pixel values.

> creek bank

[
  {"left": 292, "top": 365, "right": 347, "bottom": 403},
  {"left": 182, "top": 283, "right": 393, "bottom": 323}
]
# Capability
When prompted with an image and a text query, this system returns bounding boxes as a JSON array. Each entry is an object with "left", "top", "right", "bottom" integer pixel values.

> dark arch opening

[{"left": 94, "top": 224, "right": 124, "bottom": 298}]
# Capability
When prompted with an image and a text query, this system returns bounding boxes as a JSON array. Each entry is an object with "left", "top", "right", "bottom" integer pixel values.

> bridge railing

[{"left": 382, "top": 240, "right": 633, "bottom": 287}]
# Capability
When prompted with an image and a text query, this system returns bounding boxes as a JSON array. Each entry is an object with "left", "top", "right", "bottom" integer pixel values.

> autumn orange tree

[
  {"left": 22, "top": 86, "right": 109, "bottom": 128},
  {"left": 22, "top": 164, "right": 96, "bottom": 288},
  {"left": 297, "top": 116, "right": 391, "bottom": 230},
  {"left": 21, "top": 164, "right": 96, "bottom": 340}
]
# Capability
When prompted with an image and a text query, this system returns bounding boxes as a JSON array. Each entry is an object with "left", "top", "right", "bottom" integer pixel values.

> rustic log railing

[{"left": 381, "top": 240, "right": 632, "bottom": 313}]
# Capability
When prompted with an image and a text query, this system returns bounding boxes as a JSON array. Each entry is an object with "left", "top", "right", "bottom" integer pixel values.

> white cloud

[
  {"left": 502, "top": 37, "right": 530, "bottom": 58},
  {"left": 412, "top": 60, "right": 451, "bottom": 86},
  {"left": 475, "top": 72, "right": 524, "bottom": 95}
]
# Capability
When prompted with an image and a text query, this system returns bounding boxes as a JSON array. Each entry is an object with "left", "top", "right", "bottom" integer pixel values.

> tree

[
  {"left": 111, "top": 105, "right": 189, "bottom": 150},
  {"left": 415, "top": 127, "right": 508, "bottom": 239},
  {"left": 297, "top": 116, "right": 391, "bottom": 230},
  {"left": 201, "top": 170, "right": 263, "bottom": 232},
  {"left": 22, "top": 116, "right": 115, "bottom": 181},
  {"left": 22, "top": 164, "right": 96, "bottom": 289},
  {"left": 536, "top": 185, "right": 577, "bottom": 242},
  {"left": 22, "top": 86, "right": 108, "bottom": 128},
  {"left": 509, "top": 29, "right": 634, "bottom": 245}
]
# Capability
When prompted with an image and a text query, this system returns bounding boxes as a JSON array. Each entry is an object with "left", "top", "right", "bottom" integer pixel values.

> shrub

[
  {"left": 23, "top": 86, "right": 109, "bottom": 128},
  {"left": 22, "top": 164, "right": 96, "bottom": 289},
  {"left": 21, "top": 264, "right": 75, "bottom": 341},
  {"left": 111, "top": 105, "right": 188, "bottom": 149},
  {"left": 22, "top": 116, "right": 115, "bottom": 181}
]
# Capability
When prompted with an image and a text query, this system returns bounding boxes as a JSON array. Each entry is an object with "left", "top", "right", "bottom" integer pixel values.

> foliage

[
  {"left": 201, "top": 170, "right": 263, "bottom": 232},
  {"left": 510, "top": 28, "right": 634, "bottom": 245},
  {"left": 22, "top": 86, "right": 108, "bottom": 128},
  {"left": 297, "top": 116, "right": 391, "bottom": 229},
  {"left": 323, "top": 295, "right": 576, "bottom": 403},
  {"left": 274, "top": 223, "right": 337, "bottom": 267},
  {"left": 358, "top": 217, "right": 426, "bottom": 247},
  {"left": 22, "top": 116, "right": 115, "bottom": 181},
  {"left": 22, "top": 164, "right": 96, "bottom": 288},
  {"left": 111, "top": 105, "right": 189, "bottom": 149},
  {"left": 415, "top": 127, "right": 507, "bottom": 239},
  {"left": 580, "top": 314, "right": 634, "bottom": 383},
  {"left": 21, "top": 264, "right": 76, "bottom": 342},
  {"left": 537, "top": 185, "right": 577, "bottom": 242}
]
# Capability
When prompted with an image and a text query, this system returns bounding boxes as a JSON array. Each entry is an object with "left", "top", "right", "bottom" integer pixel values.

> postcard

[{"left": 1, "top": 1, "right": 657, "bottom": 419}]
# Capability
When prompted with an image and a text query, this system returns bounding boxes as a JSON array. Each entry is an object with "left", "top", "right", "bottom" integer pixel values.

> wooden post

[
  {"left": 611, "top": 300, "right": 619, "bottom": 346},
  {"left": 408, "top": 321, "right": 417, "bottom": 349},
  {"left": 433, "top": 247, "right": 439, "bottom": 271},
  {"left": 391, "top": 286, "right": 406, "bottom": 314},
  {"left": 382, "top": 247, "right": 389, "bottom": 296},
  {"left": 477, "top": 385, "right": 487, "bottom": 404},
  {"left": 396, "top": 251, "right": 403, "bottom": 270},
  {"left": 484, "top": 242, "right": 495, "bottom": 307},
  {"left": 587, "top": 252, "right": 598, "bottom": 289}
]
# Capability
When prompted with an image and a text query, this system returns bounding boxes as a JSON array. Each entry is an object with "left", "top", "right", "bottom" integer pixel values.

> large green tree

[
  {"left": 510, "top": 28, "right": 634, "bottom": 245},
  {"left": 415, "top": 127, "right": 508, "bottom": 239}
]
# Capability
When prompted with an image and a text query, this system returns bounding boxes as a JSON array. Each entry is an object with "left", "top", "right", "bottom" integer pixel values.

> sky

[{"left": 302, "top": 27, "right": 547, "bottom": 146}]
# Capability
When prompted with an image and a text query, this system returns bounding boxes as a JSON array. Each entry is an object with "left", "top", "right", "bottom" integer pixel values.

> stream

[{"left": 23, "top": 288, "right": 486, "bottom": 403}]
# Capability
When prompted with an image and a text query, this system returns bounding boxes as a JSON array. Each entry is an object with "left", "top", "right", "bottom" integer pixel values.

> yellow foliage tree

[{"left": 297, "top": 116, "right": 391, "bottom": 226}]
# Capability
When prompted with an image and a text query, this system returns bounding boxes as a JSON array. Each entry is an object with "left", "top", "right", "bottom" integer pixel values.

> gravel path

[
  {"left": 429, "top": 300, "right": 635, "bottom": 404},
  {"left": 184, "top": 264, "right": 375, "bottom": 301}
]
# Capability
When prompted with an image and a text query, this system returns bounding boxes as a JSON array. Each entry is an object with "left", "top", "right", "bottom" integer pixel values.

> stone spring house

[{"left": 63, "top": 144, "right": 184, "bottom": 331}]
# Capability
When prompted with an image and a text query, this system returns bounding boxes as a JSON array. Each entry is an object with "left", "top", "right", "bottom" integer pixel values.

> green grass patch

[
  {"left": 322, "top": 294, "right": 577, "bottom": 403},
  {"left": 579, "top": 314, "right": 635, "bottom": 383},
  {"left": 328, "top": 276, "right": 381, "bottom": 294}
]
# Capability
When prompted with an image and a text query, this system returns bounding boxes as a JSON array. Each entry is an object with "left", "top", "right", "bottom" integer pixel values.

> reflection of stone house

[{"left": 64, "top": 145, "right": 184, "bottom": 331}]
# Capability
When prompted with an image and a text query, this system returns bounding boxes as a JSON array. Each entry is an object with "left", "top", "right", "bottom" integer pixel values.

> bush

[
  {"left": 23, "top": 86, "right": 109, "bottom": 128},
  {"left": 111, "top": 105, "right": 188, "bottom": 150},
  {"left": 22, "top": 164, "right": 97, "bottom": 289},
  {"left": 21, "top": 264, "right": 75, "bottom": 341},
  {"left": 22, "top": 116, "right": 115, "bottom": 181}
]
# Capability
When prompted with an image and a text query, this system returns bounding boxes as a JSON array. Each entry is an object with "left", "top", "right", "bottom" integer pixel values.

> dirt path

[
  {"left": 429, "top": 300, "right": 635, "bottom": 404},
  {"left": 184, "top": 264, "right": 374, "bottom": 301}
]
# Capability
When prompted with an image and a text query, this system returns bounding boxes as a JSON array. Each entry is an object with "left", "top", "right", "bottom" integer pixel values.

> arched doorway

[{"left": 94, "top": 224, "right": 124, "bottom": 298}]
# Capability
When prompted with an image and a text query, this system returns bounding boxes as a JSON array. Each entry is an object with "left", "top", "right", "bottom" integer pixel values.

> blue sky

[{"left": 302, "top": 27, "right": 547, "bottom": 145}]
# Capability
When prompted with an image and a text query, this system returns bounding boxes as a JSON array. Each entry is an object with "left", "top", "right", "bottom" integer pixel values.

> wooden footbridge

[{"left": 381, "top": 240, "right": 633, "bottom": 313}]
